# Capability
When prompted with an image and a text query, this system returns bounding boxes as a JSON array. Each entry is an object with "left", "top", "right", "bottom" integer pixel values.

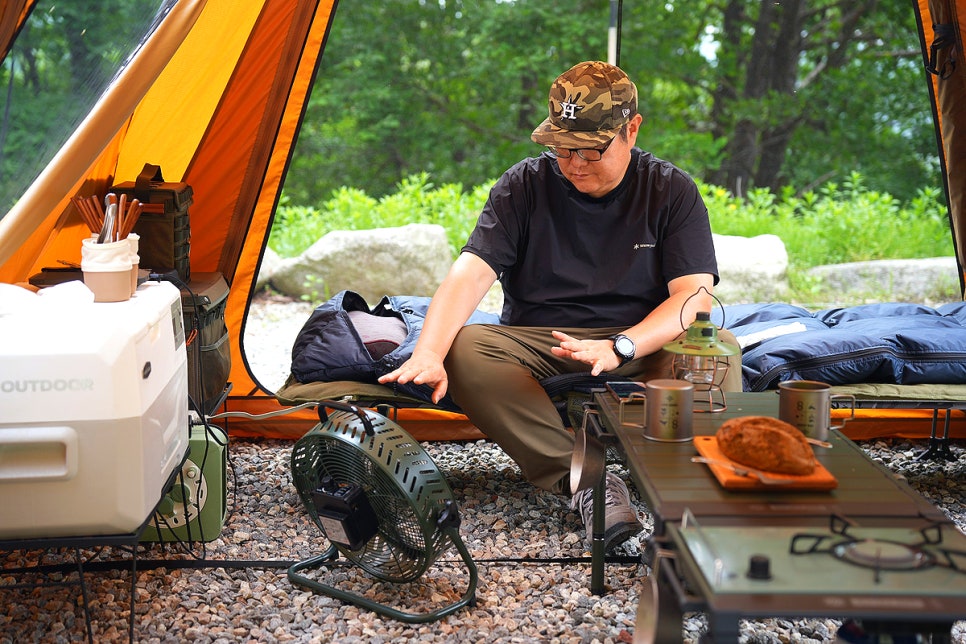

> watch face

[{"left": 614, "top": 335, "right": 634, "bottom": 358}]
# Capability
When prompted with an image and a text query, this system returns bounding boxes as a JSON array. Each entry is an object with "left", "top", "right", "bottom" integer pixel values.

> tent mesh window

[{"left": 0, "top": 1, "right": 171, "bottom": 215}]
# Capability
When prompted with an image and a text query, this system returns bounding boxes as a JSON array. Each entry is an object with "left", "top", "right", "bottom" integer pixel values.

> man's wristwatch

[{"left": 609, "top": 334, "right": 636, "bottom": 367}]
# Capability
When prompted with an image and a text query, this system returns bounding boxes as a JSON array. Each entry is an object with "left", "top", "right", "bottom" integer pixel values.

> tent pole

[{"left": 608, "top": 0, "right": 622, "bottom": 68}]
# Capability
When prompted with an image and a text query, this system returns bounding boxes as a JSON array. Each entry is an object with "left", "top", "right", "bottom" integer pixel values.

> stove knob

[{"left": 746, "top": 554, "right": 772, "bottom": 580}]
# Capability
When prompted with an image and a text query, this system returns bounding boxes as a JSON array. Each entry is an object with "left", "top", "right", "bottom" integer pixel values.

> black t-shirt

[{"left": 462, "top": 148, "right": 718, "bottom": 328}]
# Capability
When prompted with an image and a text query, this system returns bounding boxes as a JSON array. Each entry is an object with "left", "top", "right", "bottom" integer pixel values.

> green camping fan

[{"left": 288, "top": 401, "right": 478, "bottom": 623}]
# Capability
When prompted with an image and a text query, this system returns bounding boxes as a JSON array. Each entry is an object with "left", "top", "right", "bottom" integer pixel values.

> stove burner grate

[
  {"left": 832, "top": 539, "right": 932, "bottom": 571},
  {"left": 789, "top": 515, "right": 966, "bottom": 580}
]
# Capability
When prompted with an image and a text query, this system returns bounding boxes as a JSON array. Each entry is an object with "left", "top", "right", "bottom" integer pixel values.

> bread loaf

[{"left": 716, "top": 416, "right": 817, "bottom": 475}]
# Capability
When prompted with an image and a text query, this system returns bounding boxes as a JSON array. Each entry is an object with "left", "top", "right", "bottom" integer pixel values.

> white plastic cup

[
  {"left": 127, "top": 233, "right": 140, "bottom": 295},
  {"left": 81, "top": 238, "right": 133, "bottom": 302}
]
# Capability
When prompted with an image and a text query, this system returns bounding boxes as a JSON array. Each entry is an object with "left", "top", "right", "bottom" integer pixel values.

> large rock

[
  {"left": 806, "top": 257, "right": 961, "bottom": 303},
  {"left": 268, "top": 223, "right": 452, "bottom": 303},
  {"left": 256, "top": 246, "right": 281, "bottom": 292},
  {"left": 712, "top": 233, "right": 789, "bottom": 303}
]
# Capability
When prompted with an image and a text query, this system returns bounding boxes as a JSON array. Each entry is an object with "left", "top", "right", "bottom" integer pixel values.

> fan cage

[{"left": 291, "top": 409, "right": 456, "bottom": 583}]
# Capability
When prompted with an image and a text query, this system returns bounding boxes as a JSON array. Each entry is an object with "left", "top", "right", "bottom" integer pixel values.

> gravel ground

[{"left": 1, "top": 292, "right": 963, "bottom": 643}]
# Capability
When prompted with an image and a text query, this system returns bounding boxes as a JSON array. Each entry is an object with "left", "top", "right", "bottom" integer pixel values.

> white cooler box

[{"left": 0, "top": 281, "right": 189, "bottom": 539}]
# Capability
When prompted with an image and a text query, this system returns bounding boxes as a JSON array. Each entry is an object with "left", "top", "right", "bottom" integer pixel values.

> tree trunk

[
  {"left": 707, "top": 0, "right": 744, "bottom": 190},
  {"left": 719, "top": 0, "right": 803, "bottom": 196},
  {"left": 749, "top": 0, "right": 803, "bottom": 191},
  {"left": 710, "top": 0, "right": 880, "bottom": 196}
]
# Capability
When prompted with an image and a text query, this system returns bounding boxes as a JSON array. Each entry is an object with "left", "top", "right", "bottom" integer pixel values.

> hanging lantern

[{"left": 662, "top": 289, "right": 739, "bottom": 412}]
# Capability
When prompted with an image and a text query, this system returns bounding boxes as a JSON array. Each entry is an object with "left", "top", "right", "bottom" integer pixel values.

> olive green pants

[{"left": 444, "top": 325, "right": 742, "bottom": 494}]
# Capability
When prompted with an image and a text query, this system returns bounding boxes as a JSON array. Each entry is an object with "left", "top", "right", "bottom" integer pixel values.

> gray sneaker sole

[{"left": 603, "top": 515, "right": 644, "bottom": 551}]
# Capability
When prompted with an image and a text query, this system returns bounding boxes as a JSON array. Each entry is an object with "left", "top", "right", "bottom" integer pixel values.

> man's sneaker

[{"left": 570, "top": 471, "right": 644, "bottom": 551}]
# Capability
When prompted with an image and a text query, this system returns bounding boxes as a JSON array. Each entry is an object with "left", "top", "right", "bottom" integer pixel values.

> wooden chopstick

[
  {"left": 118, "top": 198, "right": 143, "bottom": 240},
  {"left": 72, "top": 196, "right": 104, "bottom": 235},
  {"left": 71, "top": 197, "right": 98, "bottom": 234},
  {"left": 117, "top": 193, "right": 127, "bottom": 243}
]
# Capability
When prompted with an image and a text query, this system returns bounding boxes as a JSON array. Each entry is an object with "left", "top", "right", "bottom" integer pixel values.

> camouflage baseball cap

[{"left": 531, "top": 61, "right": 638, "bottom": 149}]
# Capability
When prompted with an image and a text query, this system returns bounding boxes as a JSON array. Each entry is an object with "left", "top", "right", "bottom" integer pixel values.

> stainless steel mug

[
  {"left": 778, "top": 380, "right": 856, "bottom": 440},
  {"left": 644, "top": 379, "right": 694, "bottom": 442}
]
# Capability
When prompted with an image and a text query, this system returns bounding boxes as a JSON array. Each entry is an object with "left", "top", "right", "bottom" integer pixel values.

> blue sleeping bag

[{"left": 711, "top": 302, "right": 966, "bottom": 391}]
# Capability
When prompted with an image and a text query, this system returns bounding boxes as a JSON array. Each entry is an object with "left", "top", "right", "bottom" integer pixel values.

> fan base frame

[{"left": 287, "top": 525, "right": 478, "bottom": 624}]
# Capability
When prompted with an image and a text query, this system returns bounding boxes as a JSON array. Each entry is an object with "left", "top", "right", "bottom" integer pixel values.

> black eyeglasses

[{"left": 547, "top": 135, "right": 616, "bottom": 162}]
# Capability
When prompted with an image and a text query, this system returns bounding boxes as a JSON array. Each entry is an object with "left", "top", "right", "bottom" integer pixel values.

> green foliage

[
  {"left": 279, "top": 1, "right": 938, "bottom": 206},
  {"left": 300, "top": 274, "right": 330, "bottom": 305},
  {"left": 284, "top": 0, "right": 608, "bottom": 205},
  {"left": 680, "top": 1, "right": 936, "bottom": 197},
  {"left": 0, "top": 0, "right": 167, "bottom": 214},
  {"left": 703, "top": 171, "right": 953, "bottom": 296},
  {"left": 269, "top": 173, "right": 492, "bottom": 258},
  {"left": 4, "top": 1, "right": 944, "bottom": 223}
]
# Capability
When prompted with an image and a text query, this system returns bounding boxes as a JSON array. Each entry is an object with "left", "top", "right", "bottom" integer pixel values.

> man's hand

[
  {"left": 377, "top": 350, "right": 449, "bottom": 403},
  {"left": 551, "top": 330, "right": 622, "bottom": 376}
]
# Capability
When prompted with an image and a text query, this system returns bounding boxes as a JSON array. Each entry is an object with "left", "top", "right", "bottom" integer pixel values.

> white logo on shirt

[{"left": 634, "top": 243, "right": 656, "bottom": 250}]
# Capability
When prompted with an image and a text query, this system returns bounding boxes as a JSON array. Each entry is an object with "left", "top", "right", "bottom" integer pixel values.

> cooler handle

[{"left": 0, "top": 426, "right": 79, "bottom": 482}]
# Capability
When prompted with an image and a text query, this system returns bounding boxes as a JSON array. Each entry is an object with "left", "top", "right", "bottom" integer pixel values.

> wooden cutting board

[{"left": 693, "top": 435, "right": 838, "bottom": 491}]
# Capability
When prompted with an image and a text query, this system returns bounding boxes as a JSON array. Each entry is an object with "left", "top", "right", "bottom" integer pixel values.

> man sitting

[{"left": 380, "top": 60, "right": 741, "bottom": 550}]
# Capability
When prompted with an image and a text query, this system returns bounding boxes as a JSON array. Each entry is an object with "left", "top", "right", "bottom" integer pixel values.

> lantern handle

[{"left": 678, "top": 286, "right": 727, "bottom": 331}]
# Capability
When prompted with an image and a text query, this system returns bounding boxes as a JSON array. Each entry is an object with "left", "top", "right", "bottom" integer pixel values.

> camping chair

[{"left": 275, "top": 371, "right": 633, "bottom": 438}]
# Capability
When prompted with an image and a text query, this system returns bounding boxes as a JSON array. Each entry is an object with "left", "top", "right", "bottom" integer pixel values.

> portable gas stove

[{"left": 642, "top": 510, "right": 966, "bottom": 642}]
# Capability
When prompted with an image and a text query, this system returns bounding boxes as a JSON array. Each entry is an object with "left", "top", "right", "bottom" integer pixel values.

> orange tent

[
  {"left": 0, "top": 1, "right": 962, "bottom": 441},
  {"left": 0, "top": 0, "right": 323, "bottom": 439},
  {"left": 0, "top": 0, "right": 478, "bottom": 441},
  {"left": 918, "top": 0, "right": 966, "bottom": 294}
]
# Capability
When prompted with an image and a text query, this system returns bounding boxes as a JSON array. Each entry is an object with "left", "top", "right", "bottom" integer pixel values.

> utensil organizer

[{"left": 111, "top": 163, "right": 192, "bottom": 281}]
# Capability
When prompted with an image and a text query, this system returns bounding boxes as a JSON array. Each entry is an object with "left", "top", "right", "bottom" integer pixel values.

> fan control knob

[{"left": 320, "top": 476, "right": 338, "bottom": 493}]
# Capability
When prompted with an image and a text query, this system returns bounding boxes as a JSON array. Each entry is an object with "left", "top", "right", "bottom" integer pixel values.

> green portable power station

[{"left": 141, "top": 424, "right": 228, "bottom": 543}]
